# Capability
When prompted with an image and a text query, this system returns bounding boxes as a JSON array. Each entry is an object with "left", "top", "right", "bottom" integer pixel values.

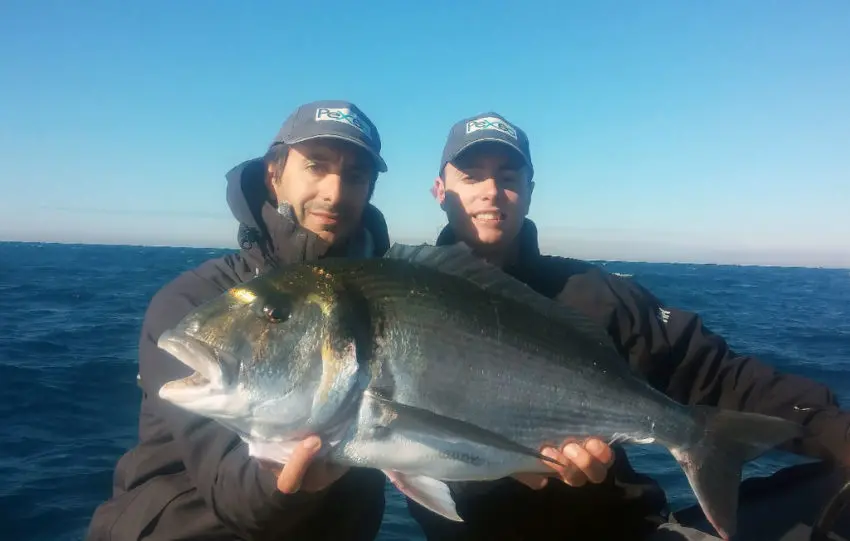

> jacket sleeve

[
  {"left": 137, "top": 274, "right": 330, "bottom": 538},
  {"left": 565, "top": 267, "right": 850, "bottom": 464}
]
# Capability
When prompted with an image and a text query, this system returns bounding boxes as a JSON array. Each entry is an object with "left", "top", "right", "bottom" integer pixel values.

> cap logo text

[
  {"left": 315, "top": 107, "right": 372, "bottom": 139},
  {"left": 465, "top": 116, "right": 517, "bottom": 139}
]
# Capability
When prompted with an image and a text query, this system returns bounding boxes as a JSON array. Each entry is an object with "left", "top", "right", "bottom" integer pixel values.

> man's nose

[
  {"left": 479, "top": 177, "right": 499, "bottom": 199},
  {"left": 319, "top": 174, "right": 343, "bottom": 204}
]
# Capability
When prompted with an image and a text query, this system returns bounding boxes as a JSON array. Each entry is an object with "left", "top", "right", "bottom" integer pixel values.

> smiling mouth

[{"left": 472, "top": 211, "right": 506, "bottom": 223}]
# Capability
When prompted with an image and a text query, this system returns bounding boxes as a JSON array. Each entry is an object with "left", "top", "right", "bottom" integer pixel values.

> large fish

[{"left": 156, "top": 242, "right": 804, "bottom": 539}]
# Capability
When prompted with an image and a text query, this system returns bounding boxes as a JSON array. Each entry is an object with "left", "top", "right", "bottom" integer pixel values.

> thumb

[{"left": 276, "top": 436, "right": 322, "bottom": 494}]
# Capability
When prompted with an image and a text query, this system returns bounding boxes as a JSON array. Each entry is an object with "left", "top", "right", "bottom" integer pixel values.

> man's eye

[{"left": 345, "top": 173, "right": 369, "bottom": 185}]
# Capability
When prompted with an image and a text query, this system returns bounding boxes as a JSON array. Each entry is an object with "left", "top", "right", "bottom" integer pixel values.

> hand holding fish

[
  {"left": 512, "top": 437, "right": 615, "bottom": 489},
  {"left": 273, "top": 436, "right": 349, "bottom": 494}
]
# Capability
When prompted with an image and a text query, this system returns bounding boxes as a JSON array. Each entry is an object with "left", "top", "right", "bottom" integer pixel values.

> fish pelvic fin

[
  {"left": 383, "top": 243, "right": 617, "bottom": 350},
  {"left": 671, "top": 406, "right": 806, "bottom": 540},
  {"left": 383, "top": 470, "right": 462, "bottom": 522}
]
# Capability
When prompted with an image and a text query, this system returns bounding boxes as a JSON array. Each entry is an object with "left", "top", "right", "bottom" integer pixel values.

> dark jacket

[
  {"left": 407, "top": 219, "right": 850, "bottom": 541},
  {"left": 85, "top": 158, "right": 391, "bottom": 541}
]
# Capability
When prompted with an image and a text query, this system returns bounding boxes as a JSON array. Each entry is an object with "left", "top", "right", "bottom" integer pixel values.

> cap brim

[
  {"left": 285, "top": 133, "right": 388, "bottom": 173},
  {"left": 447, "top": 137, "right": 533, "bottom": 176}
]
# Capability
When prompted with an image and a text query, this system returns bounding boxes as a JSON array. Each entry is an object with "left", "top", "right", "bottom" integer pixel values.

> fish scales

[{"left": 290, "top": 257, "right": 677, "bottom": 449}]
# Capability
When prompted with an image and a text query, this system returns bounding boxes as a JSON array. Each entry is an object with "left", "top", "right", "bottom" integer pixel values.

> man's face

[
  {"left": 435, "top": 142, "right": 534, "bottom": 252},
  {"left": 268, "top": 139, "right": 375, "bottom": 245}
]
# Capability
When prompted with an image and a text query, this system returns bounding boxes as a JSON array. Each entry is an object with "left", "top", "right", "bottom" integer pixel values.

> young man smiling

[
  {"left": 86, "top": 100, "right": 392, "bottom": 541},
  {"left": 406, "top": 111, "right": 850, "bottom": 540}
]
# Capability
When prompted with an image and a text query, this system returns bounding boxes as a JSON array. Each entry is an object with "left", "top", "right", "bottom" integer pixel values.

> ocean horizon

[{"left": 1, "top": 238, "right": 847, "bottom": 271}]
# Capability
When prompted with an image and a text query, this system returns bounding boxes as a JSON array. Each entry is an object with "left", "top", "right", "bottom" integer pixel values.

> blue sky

[{"left": 1, "top": 1, "right": 848, "bottom": 267}]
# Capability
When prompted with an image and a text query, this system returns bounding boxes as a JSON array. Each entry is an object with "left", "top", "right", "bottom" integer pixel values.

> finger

[
  {"left": 542, "top": 447, "right": 588, "bottom": 487},
  {"left": 563, "top": 443, "right": 608, "bottom": 484},
  {"left": 584, "top": 438, "right": 615, "bottom": 466},
  {"left": 512, "top": 473, "right": 550, "bottom": 490},
  {"left": 276, "top": 436, "right": 322, "bottom": 494}
]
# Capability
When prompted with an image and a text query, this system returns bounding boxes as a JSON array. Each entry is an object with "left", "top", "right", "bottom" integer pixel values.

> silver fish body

[{"left": 157, "top": 242, "right": 805, "bottom": 539}]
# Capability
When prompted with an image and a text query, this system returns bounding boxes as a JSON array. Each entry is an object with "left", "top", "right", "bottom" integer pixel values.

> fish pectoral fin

[
  {"left": 365, "top": 391, "right": 563, "bottom": 469},
  {"left": 383, "top": 470, "right": 462, "bottom": 522},
  {"left": 245, "top": 439, "right": 299, "bottom": 465}
]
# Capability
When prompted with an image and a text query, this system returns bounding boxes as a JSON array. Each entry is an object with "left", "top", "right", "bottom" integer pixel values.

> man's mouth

[
  {"left": 472, "top": 211, "right": 506, "bottom": 223},
  {"left": 309, "top": 211, "right": 341, "bottom": 225}
]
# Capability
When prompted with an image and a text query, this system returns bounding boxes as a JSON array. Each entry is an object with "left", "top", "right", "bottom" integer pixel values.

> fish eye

[
  {"left": 261, "top": 303, "right": 290, "bottom": 323},
  {"left": 251, "top": 293, "right": 293, "bottom": 324}
]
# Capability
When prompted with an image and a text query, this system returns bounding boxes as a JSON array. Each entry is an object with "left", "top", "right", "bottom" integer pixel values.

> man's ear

[
  {"left": 265, "top": 163, "right": 279, "bottom": 204},
  {"left": 523, "top": 180, "right": 535, "bottom": 217},
  {"left": 431, "top": 177, "right": 447, "bottom": 207}
]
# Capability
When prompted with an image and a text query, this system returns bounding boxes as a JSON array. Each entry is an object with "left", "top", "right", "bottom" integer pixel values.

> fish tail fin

[{"left": 670, "top": 406, "right": 805, "bottom": 540}]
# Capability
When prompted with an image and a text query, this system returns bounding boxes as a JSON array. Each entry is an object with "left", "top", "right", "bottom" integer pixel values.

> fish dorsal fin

[{"left": 383, "top": 242, "right": 617, "bottom": 349}]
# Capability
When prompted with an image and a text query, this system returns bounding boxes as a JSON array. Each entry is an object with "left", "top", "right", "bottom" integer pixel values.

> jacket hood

[
  {"left": 224, "top": 157, "right": 390, "bottom": 271},
  {"left": 226, "top": 158, "right": 269, "bottom": 234}
]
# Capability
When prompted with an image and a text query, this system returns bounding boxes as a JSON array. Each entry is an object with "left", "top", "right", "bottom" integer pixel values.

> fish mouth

[{"left": 157, "top": 329, "right": 227, "bottom": 401}]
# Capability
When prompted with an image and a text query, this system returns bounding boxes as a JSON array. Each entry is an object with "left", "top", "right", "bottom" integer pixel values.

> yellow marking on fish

[
  {"left": 305, "top": 293, "right": 333, "bottom": 317},
  {"left": 230, "top": 288, "right": 257, "bottom": 304},
  {"left": 316, "top": 337, "right": 348, "bottom": 404},
  {"left": 311, "top": 266, "right": 333, "bottom": 279}
]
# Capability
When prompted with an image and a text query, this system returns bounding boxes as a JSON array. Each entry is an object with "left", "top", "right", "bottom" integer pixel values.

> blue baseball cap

[
  {"left": 439, "top": 112, "right": 533, "bottom": 180},
  {"left": 269, "top": 100, "right": 387, "bottom": 173}
]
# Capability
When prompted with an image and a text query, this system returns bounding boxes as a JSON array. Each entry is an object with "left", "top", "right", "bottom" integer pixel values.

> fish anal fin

[
  {"left": 383, "top": 242, "right": 616, "bottom": 350},
  {"left": 383, "top": 470, "right": 462, "bottom": 522}
]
